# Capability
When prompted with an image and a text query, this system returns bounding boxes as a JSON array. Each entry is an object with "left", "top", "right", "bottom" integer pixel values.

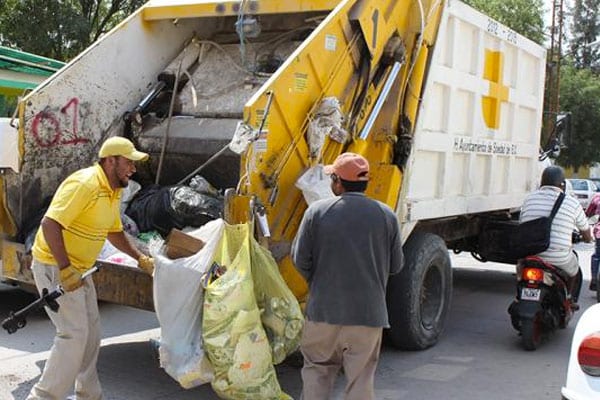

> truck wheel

[{"left": 385, "top": 232, "right": 452, "bottom": 350}]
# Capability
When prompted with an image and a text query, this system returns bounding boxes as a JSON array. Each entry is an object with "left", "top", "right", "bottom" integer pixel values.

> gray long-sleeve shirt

[{"left": 291, "top": 192, "right": 404, "bottom": 327}]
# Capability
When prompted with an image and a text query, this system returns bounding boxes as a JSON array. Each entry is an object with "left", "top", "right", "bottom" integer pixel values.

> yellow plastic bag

[
  {"left": 202, "top": 223, "right": 291, "bottom": 400},
  {"left": 251, "top": 237, "right": 304, "bottom": 364}
]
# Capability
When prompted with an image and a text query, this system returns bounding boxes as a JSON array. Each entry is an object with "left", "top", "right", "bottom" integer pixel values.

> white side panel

[
  {"left": 5, "top": 6, "right": 200, "bottom": 227},
  {"left": 0, "top": 118, "right": 19, "bottom": 172},
  {"left": 21, "top": 9, "right": 198, "bottom": 162},
  {"left": 400, "top": 0, "right": 546, "bottom": 223}
]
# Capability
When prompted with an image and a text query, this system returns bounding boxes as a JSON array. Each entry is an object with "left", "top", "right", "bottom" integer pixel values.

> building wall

[{"left": 564, "top": 165, "right": 592, "bottom": 179}]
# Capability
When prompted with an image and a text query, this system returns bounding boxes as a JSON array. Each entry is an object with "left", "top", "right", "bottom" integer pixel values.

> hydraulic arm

[{"left": 232, "top": 0, "right": 445, "bottom": 300}]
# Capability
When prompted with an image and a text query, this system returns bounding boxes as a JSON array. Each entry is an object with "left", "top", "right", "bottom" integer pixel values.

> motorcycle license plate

[{"left": 521, "top": 288, "right": 541, "bottom": 301}]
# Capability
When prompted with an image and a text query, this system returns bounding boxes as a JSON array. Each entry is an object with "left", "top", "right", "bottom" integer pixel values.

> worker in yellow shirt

[{"left": 27, "top": 136, "right": 154, "bottom": 400}]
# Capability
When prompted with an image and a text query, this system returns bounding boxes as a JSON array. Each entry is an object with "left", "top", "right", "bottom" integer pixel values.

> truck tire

[{"left": 386, "top": 232, "right": 452, "bottom": 350}]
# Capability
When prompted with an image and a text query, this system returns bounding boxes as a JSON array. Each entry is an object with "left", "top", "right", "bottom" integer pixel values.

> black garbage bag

[
  {"left": 170, "top": 186, "right": 223, "bottom": 228},
  {"left": 125, "top": 185, "right": 177, "bottom": 236},
  {"left": 126, "top": 184, "right": 223, "bottom": 237}
]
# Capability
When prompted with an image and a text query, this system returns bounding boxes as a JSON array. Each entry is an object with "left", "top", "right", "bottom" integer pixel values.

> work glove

[
  {"left": 59, "top": 265, "right": 83, "bottom": 292},
  {"left": 138, "top": 255, "right": 154, "bottom": 276}
]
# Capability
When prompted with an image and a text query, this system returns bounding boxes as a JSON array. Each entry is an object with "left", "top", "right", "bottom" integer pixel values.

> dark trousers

[
  {"left": 556, "top": 252, "right": 582, "bottom": 302},
  {"left": 568, "top": 268, "right": 582, "bottom": 302},
  {"left": 591, "top": 238, "right": 600, "bottom": 283}
]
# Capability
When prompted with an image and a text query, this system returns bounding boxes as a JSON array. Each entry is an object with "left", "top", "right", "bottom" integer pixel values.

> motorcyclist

[
  {"left": 520, "top": 166, "right": 592, "bottom": 309},
  {"left": 584, "top": 192, "right": 600, "bottom": 290}
]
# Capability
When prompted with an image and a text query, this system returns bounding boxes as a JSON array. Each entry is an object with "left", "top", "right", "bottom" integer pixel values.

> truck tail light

[
  {"left": 522, "top": 268, "right": 544, "bottom": 282},
  {"left": 578, "top": 333, "right": 600, "bottom": 376}
]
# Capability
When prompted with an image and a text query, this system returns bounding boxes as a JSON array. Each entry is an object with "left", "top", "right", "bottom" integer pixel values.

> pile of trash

[
  {"left": 153, "top": 220, "right": 303, "bottom": 399},
  {"left": 92, "top": 174, "right": 303, "bottom": 399},
  {"left": 98, "top": 174, "right": 223, "bottom": 264}
]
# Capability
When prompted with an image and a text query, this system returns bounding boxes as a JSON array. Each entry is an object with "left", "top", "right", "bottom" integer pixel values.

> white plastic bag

[
  {"left": 295, "top": 165, "right": 335, "bottom": 205},
  {"left": 229, "top": 121, "right": 256, "bottom": 154},
  {"left": 152, "top": 219, "right": 225, "bottom": 389},
  {"left": 307, "top": 97, "right": 348, "bottom": 159}
]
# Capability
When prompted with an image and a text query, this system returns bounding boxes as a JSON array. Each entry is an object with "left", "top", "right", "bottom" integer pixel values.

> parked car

[
  {"left": 567, "top": 179, "right": 598, "bottom": 209},
  {"left": 589, "top": 178, "right": 600, "bottom": 192},
  {"left": 564, "top": 179, "right": 575, "bottom": 199},
  {"left": 561, "top": 303, "right": 600, "bottom": 400}
]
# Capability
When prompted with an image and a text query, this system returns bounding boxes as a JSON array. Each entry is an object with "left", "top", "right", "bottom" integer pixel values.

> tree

[
  {"left": 0, "top": 0, "right": 145, "bottom": 61},
  {"left": 556, "top": 64, "right": 600, "bottom": 170},
  {"left": 568, "top": 0, "right": 600, "bottom": 71},
  {"left": 462, "top": 0, "right": 545, "bottom": 44}
]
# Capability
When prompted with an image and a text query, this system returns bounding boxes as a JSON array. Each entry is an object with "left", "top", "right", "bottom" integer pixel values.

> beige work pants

[
  {"left": 27, "top": 261, "right": 102, "bottom": 400},
  {"left": 300, "top": 320, "right": 382, "bottom": 400}
]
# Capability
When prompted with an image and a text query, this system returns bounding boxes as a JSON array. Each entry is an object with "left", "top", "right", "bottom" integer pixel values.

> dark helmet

[{"left": 540, "top": 166, "right": 565, "bottom": 189}]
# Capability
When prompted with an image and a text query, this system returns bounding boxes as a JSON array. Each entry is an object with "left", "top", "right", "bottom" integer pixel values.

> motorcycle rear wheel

[{"left": 521, "top": 318, "right": 542, "bottom": 351}]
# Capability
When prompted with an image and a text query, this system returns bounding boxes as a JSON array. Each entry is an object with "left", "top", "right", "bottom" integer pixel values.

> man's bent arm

[
  {"left": 291, "top": 212, "right": 314, "bottom": 282},
  {"left": 390, "top": 221, "right": 404, "bottom": 276},
  {"left": 107, "top": 231, "right": 144, "bottom": 261},
  {"left": 41, "top": 217, "right": 70, "bottom": 269}
]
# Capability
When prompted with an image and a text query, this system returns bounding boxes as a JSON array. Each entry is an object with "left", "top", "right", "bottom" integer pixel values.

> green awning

[
  {"left": 0, "top": 78, "right": 38, "bottom": 96},
  {"left": 0, "top": 46, "right": 64, "bottom": 77},
  {"left": 0, "top": 46, "right": 64, "bottom": 97}
]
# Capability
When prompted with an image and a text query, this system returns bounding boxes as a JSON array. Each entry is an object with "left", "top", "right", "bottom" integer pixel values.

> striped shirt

[
  {"left": 520, "top": 185, "right": 588, "bottom": 273},
  {"left": 32, "top": 164, "right": 123, "bottom": 273}
]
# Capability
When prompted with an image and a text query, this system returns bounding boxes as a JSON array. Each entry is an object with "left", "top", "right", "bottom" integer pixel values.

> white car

[
  {"left": 565, "top": 179, "right": 575, "bottom": 199},
  {"left": 562, "top": 303, "right": 600, "bottom": 399},
  {"left": 567, "top": 179, "right": 598, "bottom": 209}
]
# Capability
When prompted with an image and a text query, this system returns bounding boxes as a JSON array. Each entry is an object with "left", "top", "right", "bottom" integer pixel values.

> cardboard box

[{"left": 165, "top": 228, "right": 205, "bottom": 259}]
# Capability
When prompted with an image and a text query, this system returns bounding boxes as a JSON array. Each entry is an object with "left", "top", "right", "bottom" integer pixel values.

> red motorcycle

[{"left": 508, "top": 255, "right": 578, "bottom": 350}]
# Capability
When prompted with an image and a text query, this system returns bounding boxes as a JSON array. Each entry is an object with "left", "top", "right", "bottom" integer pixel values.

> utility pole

[{"left": 542, "top": 0, "right": 564, "bottom": 148}]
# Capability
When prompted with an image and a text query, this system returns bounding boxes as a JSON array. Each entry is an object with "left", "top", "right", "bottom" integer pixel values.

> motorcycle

[{"left": 508, "top": 254, "right": 579, "bottom": 351}]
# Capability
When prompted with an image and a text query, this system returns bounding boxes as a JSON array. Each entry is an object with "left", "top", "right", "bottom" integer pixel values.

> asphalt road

[{"left": 0, "top": 243, "right": 596, "bottom": 400}]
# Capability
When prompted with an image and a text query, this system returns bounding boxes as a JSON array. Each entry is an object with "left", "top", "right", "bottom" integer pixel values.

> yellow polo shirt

[{"left": 32, "top": 163, "right": 123, "bottom": 272}]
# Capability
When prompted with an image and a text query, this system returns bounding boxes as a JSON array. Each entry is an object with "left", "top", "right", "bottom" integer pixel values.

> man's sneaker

[{"left": 590, "top": 280, "right": 597, "bottom": 291}]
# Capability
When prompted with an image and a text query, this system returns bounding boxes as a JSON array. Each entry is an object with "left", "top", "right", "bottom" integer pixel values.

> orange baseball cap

[{"left": 324, "top": 152, "right": 370, "bottom": 182}]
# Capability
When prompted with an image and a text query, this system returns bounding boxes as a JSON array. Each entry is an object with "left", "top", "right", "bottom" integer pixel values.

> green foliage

[
  {"left": 557, "top": 64, "right": 600, "bottom": 170},
  {"left": 560, "top": 1, "right": 600, "bottom": 169},
  {"left": 0, "top": 95, "right": 17, "bottom": 117},
  {"left": 0, "top": 0, "right": 146, "bottom": 61},
  {"left": 462, "top": 0, "right": 545, "bottom": 44},
  {"left": 568, "top": 0, "right": 600, "bottom": 71}
]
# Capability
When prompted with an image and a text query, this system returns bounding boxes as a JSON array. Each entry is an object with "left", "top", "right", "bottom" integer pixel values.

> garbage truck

[{"left": 0, "top": 0, "right": 547, "bottom": 350}]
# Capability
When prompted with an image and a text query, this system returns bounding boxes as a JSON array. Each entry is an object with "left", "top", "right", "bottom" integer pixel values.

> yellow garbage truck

[{"left": 0, "top": 0, "right": 547, "bottom": 350}]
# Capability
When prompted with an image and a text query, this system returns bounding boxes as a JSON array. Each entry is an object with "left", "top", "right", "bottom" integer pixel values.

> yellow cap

[{"left": 98, "top": 137, "right": 149, "bottom": 161}]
